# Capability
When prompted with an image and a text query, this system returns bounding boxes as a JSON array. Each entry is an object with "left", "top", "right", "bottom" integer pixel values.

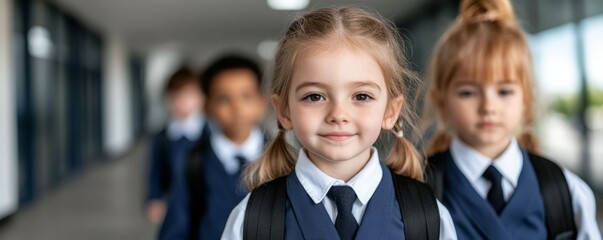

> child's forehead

[
  {"left": 205, "top": 69, "right": 262, "bottom": 97},
  {"left": 212, "top": 69, "right": 259, "bottom": 86},
  {"left": 291, "top": 50, "right": 386, "bottom": 90},
  {"left": 167, "top": 81, "right": 200, "bottom": 95}
]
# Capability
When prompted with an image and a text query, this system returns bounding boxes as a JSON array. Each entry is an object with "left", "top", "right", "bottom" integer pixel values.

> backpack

[
  {"left": 426, "top": 151, "right": 577, "bottom": 240},
  {"left": 183, "top": 124, "right": 211, "bottom": 240},
  {"left": 243, "top": 169, "right": 441, "bottom": 240},
  {"left": 156, "top": 129, "right": 172, "bottom": 194}
]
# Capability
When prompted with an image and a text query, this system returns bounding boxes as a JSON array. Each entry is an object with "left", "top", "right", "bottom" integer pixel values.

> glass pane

[
  {"left": 583, "top": 14, "right": 603, "bottom": 187},
  {"left": 530, "top": 24, "right": 583, "bottom": 172}
]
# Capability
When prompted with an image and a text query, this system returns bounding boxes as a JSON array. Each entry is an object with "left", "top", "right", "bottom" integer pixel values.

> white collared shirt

[
  {"left": 167, "top": 113, "right": 205, "bottom": 141},
  {"left": 450, "top": 136, "right": 601, "bottom": 240},
  {"left": 221, "top": 147, "right": 458, "bottom": 240},
  {"left": 450, "top": 137, "right": 523, "bottom": 201},
  {"left": 210, "top": 126, "right": 264, "bottom": 175},
  {"left": 295, "top": 147, "right": 382, "bottom": 224}
]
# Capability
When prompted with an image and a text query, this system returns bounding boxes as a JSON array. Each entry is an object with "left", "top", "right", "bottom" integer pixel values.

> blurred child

[
  {"left": 222, "top": 6, "right": 457, "bottom": 240},
  {"left": 424, "top": 0, "right": 601, "bottom": 239},
  {"left": 159, "top": 55, "right": 267, "bottom": 240},
  {"left": 146, "top": 67, "right": 208, "bottom": 230}
]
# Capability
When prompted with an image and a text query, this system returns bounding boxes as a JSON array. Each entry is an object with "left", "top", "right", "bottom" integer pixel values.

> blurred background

[{"left": 0, "top": 0, "right": 601, "bottom": 239}]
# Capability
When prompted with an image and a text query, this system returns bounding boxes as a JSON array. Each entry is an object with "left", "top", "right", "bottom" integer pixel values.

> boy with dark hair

[{"left": 159, "top": 55, "right": 267, "bottom": 240}]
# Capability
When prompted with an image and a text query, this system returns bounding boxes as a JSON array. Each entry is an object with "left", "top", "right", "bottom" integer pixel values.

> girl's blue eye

[
  {"left": 353, "top": 93, "right": 373, "bottom": 102},
  {"left": 303, "top": 94, "right": 325, "bottom": 102}
]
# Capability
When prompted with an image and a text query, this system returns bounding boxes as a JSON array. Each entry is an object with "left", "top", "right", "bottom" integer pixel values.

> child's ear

[
  {"left": 382, "top": 96, "right": 404, "bottom": 130},
  {"left": 271, "top": 94, "right": 293, "bottom": 130}
]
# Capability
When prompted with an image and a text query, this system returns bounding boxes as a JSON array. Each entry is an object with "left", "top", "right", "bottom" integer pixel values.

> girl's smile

[{"left": 319, "top": 131, "right": 357, "bottom": 142}]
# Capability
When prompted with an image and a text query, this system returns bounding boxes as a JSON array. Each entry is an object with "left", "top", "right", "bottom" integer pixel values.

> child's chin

[{"left": 313, "top": 150, "right": 359, "bottom": 163}]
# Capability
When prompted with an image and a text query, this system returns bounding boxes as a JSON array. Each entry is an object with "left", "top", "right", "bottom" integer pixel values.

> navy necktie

[
  {"left": 328, "top": 186, "right": 358, "bottom": 240},
  {"left": 235, "top": 155, "right": 247, "bottom": 171},
  {"left": 483, "top": 165, "right": 506, "bottom": 214}
]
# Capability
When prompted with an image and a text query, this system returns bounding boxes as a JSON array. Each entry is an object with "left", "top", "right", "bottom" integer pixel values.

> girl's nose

[
  {"left": 478, "top": 93, "right": 496, "bottom": 116},
  {"left": 326, "top": 101, "right": 350, "bottom": 124}
]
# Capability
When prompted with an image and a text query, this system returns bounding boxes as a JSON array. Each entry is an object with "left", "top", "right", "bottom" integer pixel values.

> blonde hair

[
  {"left": 425, "top": 0, "right": 539, "bottom": 156},
  {"left": 245, "top": 6, "right": 425, "bottom": 190}
]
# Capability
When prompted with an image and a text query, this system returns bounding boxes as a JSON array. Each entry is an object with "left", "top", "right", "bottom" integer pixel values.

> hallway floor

[{"left": 0, "top": 140, "right": 156, "bottom": 240}]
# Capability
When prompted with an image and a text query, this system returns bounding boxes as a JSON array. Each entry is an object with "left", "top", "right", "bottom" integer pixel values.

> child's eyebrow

[
  {"left": 497, "top": 79, "right": 518, "bottom": 85},
  {"left": 452, "top": 79, "right": 518, "bottom": 87},
  {"left": 294, "top": 81, "right": 381, "bottom": 92},
  {"left": 294, "top": 82, "right": 328, "bottom": 92},
  {"left": 451, "top": 81, "right": 478, "bottom": 87},
  {"left": 349, "top": 81, "right": 381, "bottom": 91}
]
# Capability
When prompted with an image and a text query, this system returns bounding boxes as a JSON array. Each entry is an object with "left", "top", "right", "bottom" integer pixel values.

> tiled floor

[{"left": 0, "top": 140, "right": 156, "bottom": 240}]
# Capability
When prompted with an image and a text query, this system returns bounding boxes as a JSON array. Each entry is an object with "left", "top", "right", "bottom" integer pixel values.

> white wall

[
  {"left": 0, "top": 0, "right": 19, "bottom": 219},
  {"left": 103, "top": 34, "right": 134, "bottom": 156},
  {"left": 144, "top": 44, "right": 185, "bottom": 132}
]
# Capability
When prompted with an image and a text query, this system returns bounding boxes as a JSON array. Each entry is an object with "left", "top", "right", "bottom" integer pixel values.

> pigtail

[
  {"left": 244, "top": 127, "right": 296, "bottom": 190},
  {"left": 425, "top": 129, "right": 452, "bottom": 157},
  {"left": 518, "top": 130, "right": 539, "bottom": 154},
  {"left": 387, "top": 121, "right": 425, "bottom": 182}
]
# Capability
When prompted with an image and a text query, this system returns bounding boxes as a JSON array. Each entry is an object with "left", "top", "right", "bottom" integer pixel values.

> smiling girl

[{"left": 221, "top": 6, "right": 457, "bottom": 240}]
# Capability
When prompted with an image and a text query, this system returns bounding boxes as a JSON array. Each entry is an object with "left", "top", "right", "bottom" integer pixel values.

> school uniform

[
  {"left": 221, "top": 147, "right": 458, "bottom": 240},
  {"left": 437, "top": 136, "right": 601, "bottom": 240},
  {"left": 146, "top": 113, "right": 209, "bottom": 239},
  {"left": 160, "top": 123, "right": 264, "bottom": 240}
]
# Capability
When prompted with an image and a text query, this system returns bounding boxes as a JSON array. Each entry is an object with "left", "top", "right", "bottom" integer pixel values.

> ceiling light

[{"left": 267, "top": 0, "right": 309, "bottom": 11}]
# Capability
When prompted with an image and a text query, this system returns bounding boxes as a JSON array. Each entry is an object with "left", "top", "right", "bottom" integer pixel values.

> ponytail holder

[
  {"left": 391, "top": 129, "right": 404, "bottom": 138},
  {"left": 478, "top": 12, "right": 497, "bottom": 22},
  {"left": 391, "top": 119, "right": 404, "bottom": 138}
]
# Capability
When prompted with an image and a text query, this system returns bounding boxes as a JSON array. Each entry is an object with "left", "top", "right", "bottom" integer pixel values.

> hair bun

[{"left": 460, "top": 0, "right": 516, "bottom": 26}]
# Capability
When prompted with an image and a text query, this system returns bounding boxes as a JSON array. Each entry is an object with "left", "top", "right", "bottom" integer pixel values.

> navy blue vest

[
  {"left": 441, "top": 150, "right": 547, "bottom": 239},
  {"left": 198, "top": 144, "right": 248, "bottom": 240},
  {"left": 284, "top": 165, "right": 405, "bottom": 239},
  {"left": 159, "top": 137, "right": 200, "bottom": 239}
]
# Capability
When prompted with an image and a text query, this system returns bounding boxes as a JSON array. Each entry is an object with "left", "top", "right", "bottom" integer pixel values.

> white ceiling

[{"left": 49, "top": 0, "right": 427, "bottom": 60}]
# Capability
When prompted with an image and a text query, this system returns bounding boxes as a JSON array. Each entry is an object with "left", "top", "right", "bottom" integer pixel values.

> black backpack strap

[
  {"left": 425, "top": 151, "right": 448, "bottom": 200},
  {"left": 528, "top": 153, "right": 577, "bottom": 240},
  {"left": 391, "top": 170, "right": 440, "bottom": 240},
  {"left": 243, "top": 176, "right": 287, "bottom": 240},
  {"left": 157, "top": 129, "right": 172, "bottom": 193},
  {"left": 186, "top": 143, "right": 207, "bottom": 240}
]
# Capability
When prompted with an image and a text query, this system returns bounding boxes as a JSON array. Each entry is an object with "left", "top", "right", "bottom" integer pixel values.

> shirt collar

[
  {"left": 294, "top": 147, "right": 382, "bottom": 206},
  {"left": 167, "top": 113, "right": 204, "bottom": 141},
  {"left": 450, "top": 136, "right": 522, "bottom": 187},
  {"left": 210, "top": 126, "right": 264, "bottom": 164}
]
